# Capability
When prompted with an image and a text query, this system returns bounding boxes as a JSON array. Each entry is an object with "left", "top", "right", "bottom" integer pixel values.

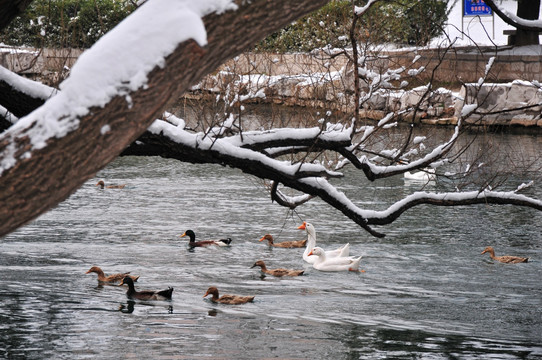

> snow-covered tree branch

[{"left": 0, "top": 0, "right": 330, "bottom": 237}]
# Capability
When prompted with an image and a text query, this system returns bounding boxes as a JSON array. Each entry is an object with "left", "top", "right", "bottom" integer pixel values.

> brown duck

[
  {"left": 259, "top": 234, "right": 306, "bottom": 248},
  {"left": 481, "top": 246, "right": 529, "bottom": 264},
  {"left": 203, "top": 286, "right": 254, "bottom": 305},
  {"left": 251, "top": 260, "right": 304, "bottom": 277},
  {"left": 96, "top": 180, "right": 125, "bottom": 189},
  {"left": 119, "top": 276, "right": 173, "bottom": 301},
  {"left": 86, "top": 266, "right": 140, "bottom": 284}
]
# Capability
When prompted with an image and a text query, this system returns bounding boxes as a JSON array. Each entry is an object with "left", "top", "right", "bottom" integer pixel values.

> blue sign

[{"left": 464, "top": 0, "right": 492, "bottom": 16}]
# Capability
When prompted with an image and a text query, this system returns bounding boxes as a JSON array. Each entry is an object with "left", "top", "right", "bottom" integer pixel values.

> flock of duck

[
  {"left": 85, "top": 216, "right": 529, "bottom": 308},
  {"left": 92, "top": 180, "right": 529, "bottom": 306},
  {"left": 85, "top": 221, "right": 367, "bottom": 306}
]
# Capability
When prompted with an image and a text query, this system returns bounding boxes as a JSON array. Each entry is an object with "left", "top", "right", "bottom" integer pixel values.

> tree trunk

[
  {"left": 514, "top": 0, "right": 541, "bottom": 45},
  {"left": 484, "top": 0, "right": 542, "bottom": 45},
  {"left": 0, "top": 0, "right": 34, "bottom": 30}
]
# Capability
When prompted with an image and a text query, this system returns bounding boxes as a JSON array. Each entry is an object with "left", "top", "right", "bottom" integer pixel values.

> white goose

[
  {"left": 403, "top": 167, "right": 436, "bottom": 182},
  {"left": 298, "top": 222, "right": 350, "bottom": 264},
  {"left": 307, "top": 247, "right": 362, "bottom": 272}
]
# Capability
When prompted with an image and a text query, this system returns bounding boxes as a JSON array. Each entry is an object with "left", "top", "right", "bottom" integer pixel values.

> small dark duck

[
  {"left": 119, "top": 276, "right": 173, "bottom": 301},
  {"left": 180, "top": 230, "right": 232, "bottom": 247}
]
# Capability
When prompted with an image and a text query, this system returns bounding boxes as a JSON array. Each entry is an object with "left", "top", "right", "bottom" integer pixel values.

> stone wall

[
  {"left": 454, "top": 81, "right": 542, "bottom": 127},
  {"left": 5, "top": 45, "right": 542, "bottom": 84},
  {"left": 221, "top": 46, "right": 542, "bottom": 84},
  {"left": 4, "top": 45, "right": 542, "bottom": 128},
  {"left": 0, "top": 46, "right": 83, "bottom": 85}
]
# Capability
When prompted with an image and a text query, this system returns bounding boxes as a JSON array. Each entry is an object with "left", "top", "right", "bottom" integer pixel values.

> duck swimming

[
  {"left": 307, "top": 247, "right": 362, "bottom": 272},
  {"left": 180, "top": 230, "right": 232, "bottom": 247},
  {"left": 85, "top": 266, "right": 140, "bottom": 284},
  {"left": 298, "top": 222, "right": 350, "bottom": 264},
  {"left": 259, "top": 234, "right": 306, "bottom": 248},
  {"left": 251, "top": 260, "right": 304, "bottom": 277},
  {"left": 118, "top": 276, "right": 173, "bottom": 301},
  {"left": 203, "top": 286, "right": 254, "bottom": 305},
  {"left": 96, "top": 180, "right": 126, "bottom": 189},
  {"left": 481, "top": 246, "right": 529, "bottom": 264}
]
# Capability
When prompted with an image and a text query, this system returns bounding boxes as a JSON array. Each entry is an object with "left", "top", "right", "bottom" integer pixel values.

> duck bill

[
  {"left": 297, "top": 222, "right": 306, "bottom": 230},
  {"left": 203, "top": 291, "right": 209, "bottom": 298},
  {"left": 179, "top": 233, "right": 186, "bottom": 238},
  {"left": 85, "top": 270, "right": 91, "bottom": 274},
  {"left": 307, "top": 250, "right": 313, "bottom": 256},
  {"left": 118, "top": 280, "right": 125, "bottom": 286},
  {"left": 258, "top": 236, "right": 265, "bottom": 242}
]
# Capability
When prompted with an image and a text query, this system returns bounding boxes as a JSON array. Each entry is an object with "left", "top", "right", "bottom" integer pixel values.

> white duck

[
  {"left": 298, "top": 222, "right": 350, "bottom": 264},
  {"left": 403, "top": 167, "right": 436, "bottom": 182},
  {"left": 307, "top": 247, "right": 362, "bottom": 272}
]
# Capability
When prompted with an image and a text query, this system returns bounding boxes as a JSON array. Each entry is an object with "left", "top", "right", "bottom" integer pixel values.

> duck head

[
  {"left": 85, "top": 266, "right": 102, "bottom": 274},
  {"left": 251, "top": 260, "right": 266, "bottom": 269},
  {"left": 95, "top": 180, "right": 105, "bottom": 189},
  {"left": 259, "top": 234, "right": 273, "bottom": 243},
  {"left": 119, "top": 276, "right": 135, "bottom": 289},
  {"left": 180, "top": 230, "right": 196, "bottom": 242},
  {"left": 481, "top": 246, "right": 495, "bottom": 255},
  {"left": 307, "top": 247, "right": 325, "bottom": 257},
  {"left": 203, "top": 286, "right": 219, "bottom": 299},
  {"left": 299, "top": 222, "right": 316, "bottom": 238}
]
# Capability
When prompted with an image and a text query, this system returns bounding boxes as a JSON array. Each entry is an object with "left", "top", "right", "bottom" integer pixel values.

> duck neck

[
  {"left": 314, "top": 252, "right": 326, "bottom": 264},
  {"left": 487, "top": 249, "right": 497, "bottom": 259},
  {"left": 125, "top": 281, "right": 136, "bottom": 296},
  {"left": 95, "top": 269, "right": 107, "bottom": 281},
  {"left": 303, "top": 232, "right": 316, "bottom": 257}
]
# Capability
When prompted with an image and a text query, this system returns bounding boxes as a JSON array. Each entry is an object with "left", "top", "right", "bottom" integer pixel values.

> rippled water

[{"left": 1, "top": 133, "right": 542, "bottom": 359}]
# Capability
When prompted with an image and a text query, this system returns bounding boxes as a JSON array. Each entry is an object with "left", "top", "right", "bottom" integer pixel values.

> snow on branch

[
  {"left": 147, "top": 120, "right": 345, "bottom": 180},
  {"left": 0, "top": 0, "right": 235, "bottom": 175},
  {"left": 0, "top": 66, "right": 58, "bottom": 102},
  {"left": 365, "top": 190, "right": 542, "bottom": 226},
  {"left": 0, "top": 0, "right": 333, "bottom": 237},
  {"left": 484, "top": 0, "right": 542, "bottom": 31},
  {"left": 354, "top": 0, "right": 380, "bottom": 16},
  {"left": 269, "top": 181, "right": 314, "bottom": 209}
]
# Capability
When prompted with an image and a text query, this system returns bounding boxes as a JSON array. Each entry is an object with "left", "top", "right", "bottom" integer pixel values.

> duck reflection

[
  {"left": 118, "top": 300, "right": 173, "bottom": 314},
  {"left": 119, "top": 300, "right": 135, "bottom": 314}
]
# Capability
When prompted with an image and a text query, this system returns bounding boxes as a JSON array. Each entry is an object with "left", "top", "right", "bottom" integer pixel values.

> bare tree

[{"left": 2, "top": 0, "right": 542, "bottom": 239}]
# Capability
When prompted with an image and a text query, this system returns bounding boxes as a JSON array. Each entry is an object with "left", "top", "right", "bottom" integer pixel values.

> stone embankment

[
  {"left": 193, "top": 49, "right": 542, "bottom": 129},
  {"left": 0, "top": 46, "right": 82, "bottom": 86},
  {"left": 4, "top": 45, "right": 542, "bottom": 129}
]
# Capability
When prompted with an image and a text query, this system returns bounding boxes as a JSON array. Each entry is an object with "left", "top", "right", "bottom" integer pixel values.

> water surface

[{"left": 1, "top": 133, "right": 541, "bottom": 359}]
